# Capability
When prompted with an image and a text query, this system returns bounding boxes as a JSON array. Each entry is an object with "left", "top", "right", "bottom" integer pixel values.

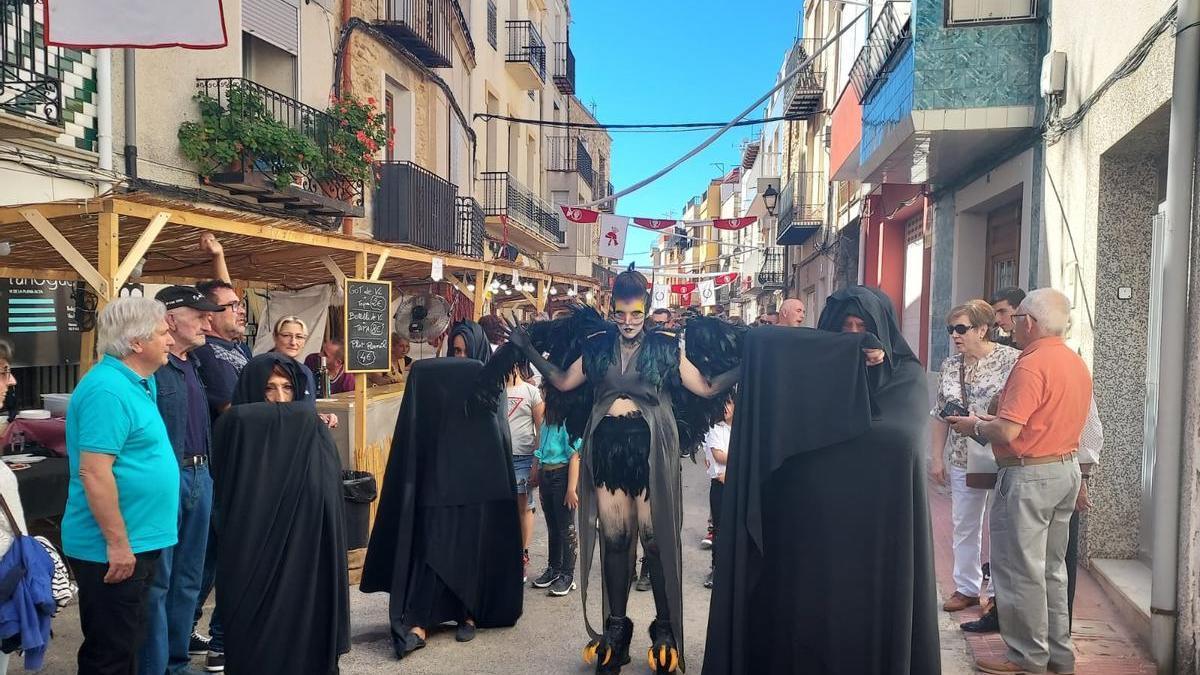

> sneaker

[
  {"left": 549, "top": 573, "right": 576, "bottom": 597},
  {"left": 204, "top": 651, "right": 225, "bottom": 672},
  {"left": 189, "top": 632, "right": 211, "bottom": 656},
  {"left": 635, "top": 558, "right": 651, "bottom": 592},
  {"left": 700, "top": 531, "right": 714, "bottom": 550},
  {"left": 522, "top": 549, "right": 530, "bottom": 583},
  {"left": 703, "top": 568, "right": 714, "bottom": 589},
  {"left": 531, "top": 567, "right": 559, "bottom": 588},
  {"left": 961, "top": 604, "right": 1000, "bottom": 633}
]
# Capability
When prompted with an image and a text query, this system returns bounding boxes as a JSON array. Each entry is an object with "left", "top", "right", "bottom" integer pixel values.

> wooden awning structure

[{"left": 0, "top": 192, "right": 597, "bottom": 315}]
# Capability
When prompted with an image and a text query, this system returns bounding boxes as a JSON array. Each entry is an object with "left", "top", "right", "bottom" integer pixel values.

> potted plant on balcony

[
  {"left": 320, "top": 95, "right": 389, "bottom": 199},
  {"left": 178, "top": 83, "right": 320, "bottom": 190}
]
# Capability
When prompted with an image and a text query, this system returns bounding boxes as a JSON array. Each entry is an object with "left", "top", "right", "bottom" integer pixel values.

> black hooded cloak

[
  {"left": 448, "top": 320, "right": 492, "bottom": 362},
  {"left": 360, "top": 358, "right": 522, "bottom": 636},
  {"left": 211, "top": 353, "right": 350, "bottom": 675},
  {"left": 703, "top": 287, "right": 940, "bottom": 675}
]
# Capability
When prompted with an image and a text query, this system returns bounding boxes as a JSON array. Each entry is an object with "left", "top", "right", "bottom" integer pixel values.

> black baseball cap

[{"left": 155, "top": 285, "right": 226, "bottom": 312}]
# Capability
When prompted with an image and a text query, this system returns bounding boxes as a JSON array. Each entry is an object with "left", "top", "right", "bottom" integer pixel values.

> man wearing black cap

[{"left": 138, "top": 286, "right": 225, "bottom": 675}]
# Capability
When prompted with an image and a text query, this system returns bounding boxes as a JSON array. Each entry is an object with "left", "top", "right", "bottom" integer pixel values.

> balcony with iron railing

[
  {"left": 546, "top": 135, "right": 593, "bottom": 187},
  {"left": 480, "top": 171, "right": 563, "bottom": 253},
  {"left": 758, "top": 247, "right": 786, "bottom": 288},
  {"left": 553, "top": 41, "right": 575, "bottom": 95},
  {"left": 596, "top": 180, "right": 616, "bottom": 213},
  {"left": 848, "top": 1, "right": 912, "bottom": 104},
  {"left": 781, "top": 38, "right": 825, "bottom": 120},
  {"left": 190, "top": 78, "right": 364, "bottom": 218},
  {"left": 505, "top": 20, "right": 546, "bottom": 90},
  {"left": 1, "top": 0, "right": 62, "bottom": 138},
  {"left": 376, "top": 0, "right": 456, "bottom": 68},
  {"left": 776, "top": 172, "right": 825, "bottom": 246},
  {"left": 375, "top": 161, "right": 482, "bottom": 258}
]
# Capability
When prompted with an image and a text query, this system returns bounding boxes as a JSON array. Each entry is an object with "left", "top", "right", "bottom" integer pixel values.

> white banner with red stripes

[{"left": 47, "top": 0, "right": 228, "bottom": 49}]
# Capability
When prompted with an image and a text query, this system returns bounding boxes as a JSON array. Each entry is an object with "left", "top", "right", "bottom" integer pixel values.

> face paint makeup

[{"left": 611, "top": 298, "right": 646, "bottom": 340}]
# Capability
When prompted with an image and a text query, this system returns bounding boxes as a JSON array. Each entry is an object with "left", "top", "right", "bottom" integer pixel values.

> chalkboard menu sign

[{"left": 344, "top": 279, "right": 392, "bottom": 373}]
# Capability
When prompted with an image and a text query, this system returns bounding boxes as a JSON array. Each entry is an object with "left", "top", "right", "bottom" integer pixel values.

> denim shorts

[{"left": 513, "top": 454, "right": 535, "bottom": 496}]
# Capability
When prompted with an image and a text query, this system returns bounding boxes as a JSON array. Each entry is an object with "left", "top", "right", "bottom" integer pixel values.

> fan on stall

[{"left": 394, "top": 293, "right": 452, "bottom": 343}]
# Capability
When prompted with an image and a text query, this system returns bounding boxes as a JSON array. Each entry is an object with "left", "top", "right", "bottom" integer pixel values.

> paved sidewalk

[{"left": 927, "top": 479, "right": 1156, "bottom": 674}]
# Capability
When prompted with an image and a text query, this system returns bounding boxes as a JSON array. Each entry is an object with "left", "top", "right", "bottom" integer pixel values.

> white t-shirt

[
  {"left": 703, "top": 422, "right": 731, "bottom": 480},
  {"left": 506, "top": 381, "right": 543, "bottom": 456}
]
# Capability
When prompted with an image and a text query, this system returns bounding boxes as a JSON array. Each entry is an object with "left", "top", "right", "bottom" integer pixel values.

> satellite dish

[{"left": 394, "top": 293, "right": 452, "bottom": 343}]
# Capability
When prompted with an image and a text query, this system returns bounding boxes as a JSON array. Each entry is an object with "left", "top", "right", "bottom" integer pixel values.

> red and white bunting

[
  {"left": 47, "top": 0, "right": 228, "bottom": 49},
  {"left": 632, "top": 218, "right": 677, "bottom": 230},
  {"left": 560, "top": 206, "right": 601, "bottom": 224},
  {"left": 640, "top": 272, "right": 739, "bottom": 295},
  {"left": 598, "top": 214, "right": 629, "bottom": 259},
  {"left": 713, "top": 217, "right": 756, "bottom": 231}
]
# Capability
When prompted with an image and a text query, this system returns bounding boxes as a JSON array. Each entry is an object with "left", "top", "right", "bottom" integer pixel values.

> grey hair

[
  {"left": 1021, "top": 288, "right": 1072, "bottom": 336},
  {"left": 97, "top": 297, "right": 167, "bottom": 358},
  {"left": 273, "top": 315, "right": 308, "bottom": 336}
]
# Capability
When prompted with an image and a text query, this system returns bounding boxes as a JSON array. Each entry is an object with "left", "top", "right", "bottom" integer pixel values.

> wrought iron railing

[
  {"left": 758, "top": 247, "right": 785, "bottom": 287},
  {"left": 597, "top": 180, "right": 615, "bottom": 213},
  {"left": 380, "top": 0, "right": 455, "bottom": 68},
  {"left": 505, "top": 20, "right": 546, "bottom": 81},
  {"left": 553, "top": 41, "right": 575, "bottom": 94},
  {"left": 193, "top": 78, "right": 364, "bottom": 211},
  {"left": 848, "top": 1, "right": 912, "bottom": 104},
  {"left": 778, "top": 171, "right": 826, "bottom": 232},
  {"left": 480, "top": 171, "right": 563, "bottom": 244},
  {"left": 374, "top": 160, "right": 459, "bottom": 253},
  {"left": 781, "top": 38, "right": 825, "bottom": 119},
  {"left": 1, "top": 0, "right": 61, "bottom": 126},
  {"left": 455, "top": 195, "right": 485, "bottom": 259},
  {"left": 546, "top": 135, "right": 593, "bottom": 187}
]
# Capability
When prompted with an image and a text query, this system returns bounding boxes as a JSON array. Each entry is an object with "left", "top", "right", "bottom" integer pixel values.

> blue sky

[{"left": 570, "top": 1, "right": 802, "bottom": 269}]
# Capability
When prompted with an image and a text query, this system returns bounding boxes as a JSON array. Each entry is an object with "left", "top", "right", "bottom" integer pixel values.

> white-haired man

[
  {"left": 949, "top": 288, "right": 1091, "bottom": 675},
  {"left": 63, "top": 297, "right": 179, "bottom": 674}
]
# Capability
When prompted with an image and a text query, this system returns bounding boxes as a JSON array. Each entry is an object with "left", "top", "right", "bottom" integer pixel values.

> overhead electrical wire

[
  {"left": 576, "top": 9, "right": 868, "bottom": 210},
  {"left": 472, "top": 111, "right": 805, "bottom": 132}
]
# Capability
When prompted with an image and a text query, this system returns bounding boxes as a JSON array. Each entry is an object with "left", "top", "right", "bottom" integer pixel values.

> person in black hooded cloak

[
  {"left": 702, "top": 286, "right": 940, "bottom": 675},
  {"left": 209, "top": 352, "right": 350, "bottom": 675},
  {"left": 359, "top": 331, "right": 524, "bottom": 660}
]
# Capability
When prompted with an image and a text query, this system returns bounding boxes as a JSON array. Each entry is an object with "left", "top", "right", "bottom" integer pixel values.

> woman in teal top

[{"left": 530, "top": 422, "right": 581, "bottom": 597}]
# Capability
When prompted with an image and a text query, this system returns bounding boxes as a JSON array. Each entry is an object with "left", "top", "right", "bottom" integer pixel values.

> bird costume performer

[{"left": 480, "top": 265, "right": 742, "bottom": 674}]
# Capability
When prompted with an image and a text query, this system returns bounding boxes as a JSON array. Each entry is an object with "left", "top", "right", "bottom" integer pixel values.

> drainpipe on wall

[
  {"left": 123, "top": 49, "right": 137, "bottom": 178},
  {"left": 96, "top": 49, "right": 113, "bottom": 195},
  {"left": 1150, "top": 0, "right": 1199, "bottom": 671}
]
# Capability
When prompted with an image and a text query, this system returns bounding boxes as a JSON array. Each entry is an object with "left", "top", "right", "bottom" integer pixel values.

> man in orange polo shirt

[{"left": 949, "top": 288, "right": 1090, "bottom": 675}]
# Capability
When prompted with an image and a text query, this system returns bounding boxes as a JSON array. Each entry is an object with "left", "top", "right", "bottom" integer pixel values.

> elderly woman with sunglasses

[{"left": 930, "top": 299, "right": 1019, "bottom": 614}]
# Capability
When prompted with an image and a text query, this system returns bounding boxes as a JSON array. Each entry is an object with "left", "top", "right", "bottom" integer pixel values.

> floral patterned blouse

[{"left": 931, "top": 344, "right": 1021, "bottom": 468}]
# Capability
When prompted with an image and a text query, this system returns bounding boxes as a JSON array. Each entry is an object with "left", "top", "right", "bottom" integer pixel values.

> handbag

[
  {"left": 959, "top": 359, "right": 999, "bottom": 489},
  {"left": 0, "top": 496, "right": 25, "bottom": 603}
]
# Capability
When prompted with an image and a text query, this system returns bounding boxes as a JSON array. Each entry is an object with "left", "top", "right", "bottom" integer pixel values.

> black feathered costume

[
  {"left": 703, "top": 286, "right": 940, "bottom": 675},
  {"left": 360, "top": 358, "right": 522, "bottom": 649},
  {"left": 479, "top": 304, "right": 742, "bottom": 673},
  {"left": 210, "top": 353, "right": 350, "bottom": 675}
]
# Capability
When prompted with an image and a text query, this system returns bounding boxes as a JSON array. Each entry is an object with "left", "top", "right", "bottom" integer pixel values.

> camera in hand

[{"left": 940, "top": 401, "right": 987, "bottom": 445}]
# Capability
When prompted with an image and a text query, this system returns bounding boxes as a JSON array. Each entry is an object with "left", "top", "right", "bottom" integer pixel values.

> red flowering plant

[{"left": 321, "top": 95, "right": 388, "bottom": 184}]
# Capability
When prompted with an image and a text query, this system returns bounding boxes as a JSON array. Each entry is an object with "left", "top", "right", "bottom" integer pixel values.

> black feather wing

[
  {"left": 671, "top": 317, "right": 747, "bottom": 455},
  {"left": 528, "top": 304, "right": 605, "bottom": 443}
]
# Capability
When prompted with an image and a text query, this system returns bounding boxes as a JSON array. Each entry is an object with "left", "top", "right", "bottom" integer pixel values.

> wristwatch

[{"left": 973, "top": 419, "right": 985, "bottom": 439}]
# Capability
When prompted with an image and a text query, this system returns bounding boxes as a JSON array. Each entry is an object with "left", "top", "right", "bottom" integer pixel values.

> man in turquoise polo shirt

[{"left": 64, "top": 296, "right": 180, "bottom": 675}]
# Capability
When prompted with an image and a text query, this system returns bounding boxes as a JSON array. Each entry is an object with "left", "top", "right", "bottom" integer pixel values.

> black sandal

[
  {"left": 393, "top": 630, "right": 426, "bottom": 659},
  {"left": 647, "top": 618, "right": 680, "bottom": 673},
  {"left": 582, "top": 616, "right": 633, "bottom": 673}
]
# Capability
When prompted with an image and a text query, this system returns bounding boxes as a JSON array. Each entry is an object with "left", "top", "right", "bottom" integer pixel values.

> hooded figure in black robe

[
  {"left": 448, "top": 320, "right": 492, "bottom": 361},
  {"left": 703, "top": 286, "right": 940, "bottom": 675},
  {"left": 210, "top": 353, "right": 350, "bottom": 675},
  {"left": 360, "top": 357, "right": 522, "bottom": 659}
]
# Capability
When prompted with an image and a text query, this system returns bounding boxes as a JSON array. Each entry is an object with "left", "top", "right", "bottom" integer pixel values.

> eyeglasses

[
  {"left": 945, "top": 324, "right": 974, "bottom": 335},
  {"left": 277, "top": 332, "right": 308, "bottom": 341},
  {"left": 0, "top": 369, "right": 12, "bottom": 377},
  {"left": 219, "top": 301, "right": 245, "bottom": 312},
  {"left": 610, "top": 312, "right": 644, "bottom": 325}
]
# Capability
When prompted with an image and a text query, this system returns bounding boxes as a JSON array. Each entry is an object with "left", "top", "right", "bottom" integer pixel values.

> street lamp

[{"left": 762, "top": 184, "right": 779, "bottom": 216}]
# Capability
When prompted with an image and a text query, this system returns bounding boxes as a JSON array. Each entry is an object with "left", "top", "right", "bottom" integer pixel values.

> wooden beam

[
  {"left": 537, "top": 278, "right": 549, "bottom": 312},
  {"left": 0, "top": 267, "right": 79, "bottom": 281},
  {"left": 321, "top": 256, "right": 347, "bottom": 286},
  {"left": 21, "top": 208, "right": 110, "bottom": 299},
  {"left": 353, "top": 251, "right": 369, "bottom": 472},
  {"left": 97, "top": 209, "right": 119, "bottom": 306},
  {"left": 113, "top": 211, "right": 169, "bottom": 290},
  {"left": 369, "top": 251, "right": 389, "bottom": 281},
  {"left": 0, "top": 201, "right": 100, "bottom": 227},
  {"left": 445, "top": 275, "right": 471, "bottom": 299},
  {"left": 472, "top": 271, "right": 487, "bottom": 321},
  {"left": 519, "top": 290, "right": 537, "bottom": 307}
]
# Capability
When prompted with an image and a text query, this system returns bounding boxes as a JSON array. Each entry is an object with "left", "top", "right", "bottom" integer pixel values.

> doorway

[{"left": 984, "top": 199, "right": 1022, "bottom": 299}]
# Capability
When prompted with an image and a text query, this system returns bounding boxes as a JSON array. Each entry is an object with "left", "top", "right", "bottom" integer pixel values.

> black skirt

[{"left": 591, "top": 414, "right": 651, "bottom": 496}]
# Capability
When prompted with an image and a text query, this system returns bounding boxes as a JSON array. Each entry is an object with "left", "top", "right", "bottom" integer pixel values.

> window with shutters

[{"left": 487, "top": 0, "right": 498, "bottom": 49}]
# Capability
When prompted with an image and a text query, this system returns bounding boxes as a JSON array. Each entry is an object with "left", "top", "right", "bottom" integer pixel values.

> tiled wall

[
  {"left": 860, "top": 43, "right": 915, "bottom": 167},
  {"left": 911, "top": 0, "right": 1041, "bottom": 110}
]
